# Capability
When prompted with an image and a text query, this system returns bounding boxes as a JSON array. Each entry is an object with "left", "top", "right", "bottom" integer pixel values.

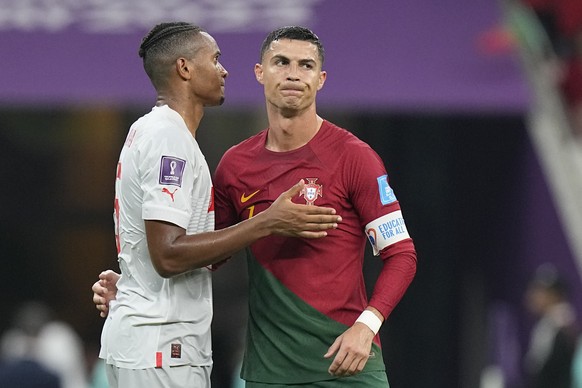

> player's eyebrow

[
  {"left": 271, "top": 54, "right": 317, "bottom": 66},
  {"left": 298, "top": 58, "right": 316, "bottom": 66},
  {"left": 271, "top": 54, "right": 289, "bottom": 62}
]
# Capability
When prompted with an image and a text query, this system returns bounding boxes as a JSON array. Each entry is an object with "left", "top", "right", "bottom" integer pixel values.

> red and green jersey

[{"left": 214, "top": 120, "right": 416, "bottom": 384}]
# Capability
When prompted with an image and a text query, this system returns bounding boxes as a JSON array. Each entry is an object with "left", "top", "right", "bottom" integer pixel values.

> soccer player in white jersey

[{"left": 98, "top": 22, "right": 341, "bottom": 388}]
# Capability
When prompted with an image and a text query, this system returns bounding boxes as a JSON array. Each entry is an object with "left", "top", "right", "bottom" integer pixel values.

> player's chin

[
  {"left": 214, "top": 92, "right": 226, "bottom": 106},
  {"left": 205, "top": 95, "right": 226, "bottom": 107}
]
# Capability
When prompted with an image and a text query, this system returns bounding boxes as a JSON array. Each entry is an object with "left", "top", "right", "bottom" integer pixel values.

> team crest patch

[
  {"left": 300, "top": 178, "right": 322, "bottom": 205},
  {"left": 159, "top": 156, "right": 186, "bottom": 187},
  {"left": 377, "top": 175, "right": 397, "bottom": 205}
]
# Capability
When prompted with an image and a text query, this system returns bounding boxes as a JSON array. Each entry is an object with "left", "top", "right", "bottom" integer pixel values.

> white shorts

[{"left": 105, "top": 363, "right": 211, "bottom": 388}]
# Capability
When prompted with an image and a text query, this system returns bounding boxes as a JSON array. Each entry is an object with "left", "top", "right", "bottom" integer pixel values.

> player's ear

[
  {"left": 254, "top": 64, "right": 264, "bottom": 84},
  {"left": 176, "top": 57, "right": 192, "bottom": 80},
  {"left": 317, "top": 70, "right": 327, "bottom": 91}
]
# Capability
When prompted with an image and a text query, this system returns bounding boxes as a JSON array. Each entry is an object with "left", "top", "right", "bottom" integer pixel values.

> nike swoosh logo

[{"left": 240, "top": 189, "right": 260, "bottom": 203}]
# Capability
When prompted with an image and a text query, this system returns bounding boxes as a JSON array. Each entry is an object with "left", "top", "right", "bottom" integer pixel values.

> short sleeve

[{"left": 139, "top": 128, "right": 195, "bottom": 229}]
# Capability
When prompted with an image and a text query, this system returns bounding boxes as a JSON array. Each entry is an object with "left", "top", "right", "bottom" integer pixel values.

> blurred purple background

[{"left": 0, "top": 0, "right": 529, "bottom": 111}]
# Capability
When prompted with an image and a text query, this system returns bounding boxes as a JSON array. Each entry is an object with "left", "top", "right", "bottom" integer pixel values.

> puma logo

[
  {"left": 162, "top": 187, "right": 178, "bottom": 202},
  {"left": 240, "top": 189, "right": 260, "bottom": 203}
]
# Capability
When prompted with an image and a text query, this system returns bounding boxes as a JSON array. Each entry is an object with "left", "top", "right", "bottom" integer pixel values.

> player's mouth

[{"left": 280, "top": 87, "right": 303, "bottom": 96}]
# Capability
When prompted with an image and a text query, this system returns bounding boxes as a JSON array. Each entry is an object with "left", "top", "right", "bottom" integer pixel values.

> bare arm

[
  {"left": 147, "top": 179, "right": 341, "bottom": 277},
  {"left": 92, "top": 180, "right": 341, "bottom": 313}
]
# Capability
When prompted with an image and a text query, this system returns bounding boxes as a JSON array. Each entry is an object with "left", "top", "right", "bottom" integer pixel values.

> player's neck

[
  {"left": 265, "top": 115, "right": 323, "bottom": 152},
  {"left": 156, "top": 96, "right": 204, "bottom": 138},
  {"left": 265, "top": 109, "right": 323, "bottom": 152}
]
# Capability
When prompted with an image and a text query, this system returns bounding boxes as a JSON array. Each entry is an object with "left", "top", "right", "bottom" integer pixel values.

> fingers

[
  {"left": 281, "top": 179, "right": 305, "bottom": 200},
  {"left": 324, "top": 336, "right": 341, "bottom": 359},
  {"left": 279, "top": 181, "right": 340, "bottom": 217},
  {"left": 268, "top": 182, "right": 342, "bottom": 237},
  {"left": 304, "top": 215, "right": 342, "bottom": 230},
  {"left": 92, "top": 293, "right": 104, "bottom": 306},
  {"left": 328, "top": 351, "right": 347, "bottom": 375},
  {"left": 328, "top": 349, "right": 362, "bottom": 376},
  {"left": 92, "top": 291, "right": 108, "bottom": 318},
  {"left": 304, "top": 214, "right": 342, "bottom": 225},
  {"left": 344, "top": 355, "right": 366, "bottom": 376},
  {"left": 297, "top": 231, "right": 328, "bottom": 239},
  {"left": 325, "top": 330, "right": 371, "bottom": 377},
  {"left": 325, "top": 336, "right": 347, "bottom": 375},
  {"left": 92, "top": 274, "right": 116, "bottom": 319},
  {"left": 99, "top": 269, "right": 120, "bottom": 284},
  {"left": 92, "top": 279, "right": 110, "bottom": 297},
  {"left": 302, "top": 205, "right": 337, "bottom": 215},
  {"left": 290, "top": 203, "right": 338, "bottom": 217},
  {"left": 295, "top": 215, "right": 341, "bottom": 238},
  {"left": 293, "top": 224, "right": 340, "bottom": 238},
  {"left": 91, "top": 280, "right": 102, "bottom": 294},
  {"left": 282, "top": 181, "right": 339, "bottom": 217},
  {"left": 328, "top": 351, "right": 367, "bottom": 377},
  {"left": 97, "top": 305, "right": 108, "bottom": 318},
  {"left": 293, "top": 209, "right": 341, "bottom": 227}
]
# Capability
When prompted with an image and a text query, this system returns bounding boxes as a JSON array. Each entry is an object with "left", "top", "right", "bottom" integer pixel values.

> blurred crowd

[
  {"left": 522, "top": 264, "right": 580, "bottom": 388},
  {"left": 522, "top": 0, "right": 582, "bottom": 138},
  {"left": 481, "top": 263, "right": 582, "bottom": 388},
  {"left": 0, "top": 301, "right": 102, "bottom": 388}
]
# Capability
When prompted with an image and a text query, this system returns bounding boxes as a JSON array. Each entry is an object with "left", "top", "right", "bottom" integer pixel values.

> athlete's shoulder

[
  {"left": 214, "top": 129, "right": 266, "bottom": 182},
  {"left": 320, "top": 120, "right": 374, "bottom": 155},
  {"left": 132, "top": 106, "right": 192, "bottom": 148},
  {"left": 222, "top": 129, "right": 267, "bottom": 160}
]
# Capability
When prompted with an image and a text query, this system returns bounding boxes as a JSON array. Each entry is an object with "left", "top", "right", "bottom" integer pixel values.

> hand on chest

[{"left": 236, "top": 176, "right": 333, "bottom": 220}]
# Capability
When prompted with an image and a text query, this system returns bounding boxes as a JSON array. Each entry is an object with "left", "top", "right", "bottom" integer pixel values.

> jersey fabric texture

[
  {"left": 100, "top": 105, "right": 215, "bottom": 370},
  {"left": 244, "top": 370, "right": 389, "bottom": 387},
  {"left": 214, "top": 120, "right": 416, "bottom": 384}
]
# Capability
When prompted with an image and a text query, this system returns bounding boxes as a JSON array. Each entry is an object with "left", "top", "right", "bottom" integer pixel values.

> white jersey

[{"left": 100, "top": 105, "right": 214, "bottom": 369}]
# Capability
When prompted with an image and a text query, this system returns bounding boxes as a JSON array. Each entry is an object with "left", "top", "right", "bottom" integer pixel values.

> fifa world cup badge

[{"left": 300, "top": 178, "right": 322, "bottom": 205}]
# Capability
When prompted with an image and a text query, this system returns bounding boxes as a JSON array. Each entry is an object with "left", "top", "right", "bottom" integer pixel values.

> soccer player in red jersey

[{"left": 213, "top": 26, "right": 416, "bottom": 387}]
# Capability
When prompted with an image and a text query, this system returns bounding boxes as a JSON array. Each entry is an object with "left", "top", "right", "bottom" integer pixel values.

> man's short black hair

[
  {"left": 259, "top": 26, "right": 325, "bottom": 65},
  {"left": 138, "top": 22, "right": 204, "bottom": 89},
  {"left": 139, "top": 22, "right": 203, "bottom": 59}
]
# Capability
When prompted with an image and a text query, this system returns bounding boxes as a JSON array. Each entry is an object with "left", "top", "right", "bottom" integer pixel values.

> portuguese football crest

[{"left": 300, "top": 178, "right": 322, "bottom": 205}]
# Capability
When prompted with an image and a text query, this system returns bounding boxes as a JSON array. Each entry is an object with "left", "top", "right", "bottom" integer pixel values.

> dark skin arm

[
  {"left": 93, "top": 180, "right": 342, "bottom": 315},
  {"left": 147, "top": 180, "right": 341, "bottom": 277}
]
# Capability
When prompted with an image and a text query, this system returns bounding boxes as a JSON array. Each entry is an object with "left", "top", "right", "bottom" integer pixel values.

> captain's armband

[{"left": 365, "top": 210, "right": 410, "bottom": 256}]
